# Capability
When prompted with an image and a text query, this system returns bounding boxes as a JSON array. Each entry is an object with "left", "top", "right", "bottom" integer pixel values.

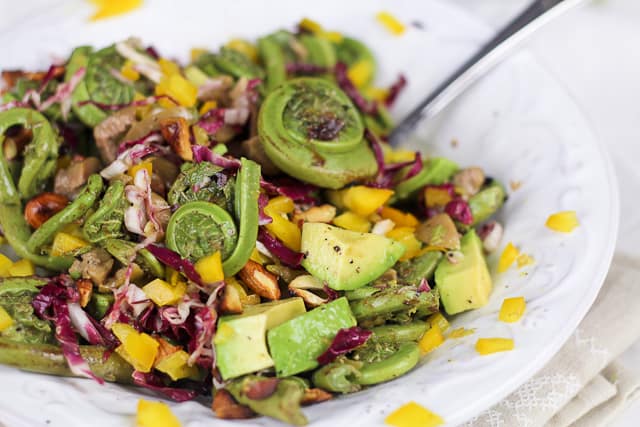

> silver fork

[{"left": 388, "top": 0, "right": 588, "bottom": 146}]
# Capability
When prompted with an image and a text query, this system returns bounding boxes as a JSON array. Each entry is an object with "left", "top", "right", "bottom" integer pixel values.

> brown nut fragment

[
  {"left": 154, "top": 337, "right": 182, "bottom": 366},
  {"left": 453, "top": 167, "right": 485, "bottom": 197},
  {"left": 244, "top": 377, "right": 280, "bottom": 400},
  {"left": 238, "top": 260, "right": 281, "bottom": 300},
  {"left": 159, "top": 117, "right": 193, "bottom": 161},
  {"left": 212, "top": 389, "right": 256, "bottom": 420},
  {"left": 265, "top": 264, "right": 304, "bottom": 283},
  {"left": 289, "top": 275, "right": 329, "bottom": 308},
  {"left": 220, "top": 283, "right": 243, "bottom": 314},
  {"left": 24, "top": 192, "right": 70, "bottom": 229},
  {"left": 415, "top": 213, "right": 460, "bottom": 251},
  {"left": 76, "top": 279, "right": 93, "bottom": 308},
  {"left": 301, "top": 388, "right": 333, "bottom": 406},
  {"left": 293, "top": 204, "right": 336, "bottom": 224}
]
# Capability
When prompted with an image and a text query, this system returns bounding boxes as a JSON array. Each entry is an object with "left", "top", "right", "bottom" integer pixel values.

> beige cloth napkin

[{"left": 464, "top": 253, "right": 640, "bottom": 427}]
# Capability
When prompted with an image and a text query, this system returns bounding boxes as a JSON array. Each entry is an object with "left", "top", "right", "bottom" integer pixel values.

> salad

[{"left": 0, "top": 20, "right": 506, "bottom": 426}]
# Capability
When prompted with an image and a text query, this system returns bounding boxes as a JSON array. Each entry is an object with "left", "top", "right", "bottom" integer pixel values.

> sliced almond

[
  {"left": 293, "top": 204, "right": 337, "bottom": 224},
  {"left": 76, "top": 279, "right": 93, "bottom": 308},
  {"left": 301, "top": 388, "right": 333, "bottom": 405},
  {"left": 212, "top": 389, "right": 256, "bottom": 420},
  {"left": 159, "top": 117, "right": 192, "bottom": 161},
  {"left": 238, "top": 260, "right": 281, "bottom": 300},
  {"left": 289, "top": 275, "right": 330, "bottom": 308},
  {"left": 220, "top": 283, "right": 244, "bottom": 314}
]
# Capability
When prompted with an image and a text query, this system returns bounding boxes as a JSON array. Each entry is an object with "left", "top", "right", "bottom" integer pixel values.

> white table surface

[{"left": 1, "top": 0, "right": 639, "bottom": 425}]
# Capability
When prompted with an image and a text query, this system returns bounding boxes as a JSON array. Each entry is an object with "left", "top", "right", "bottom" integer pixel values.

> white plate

[{"left": 0, "top": 1, "right": 619, "bottom": 426}]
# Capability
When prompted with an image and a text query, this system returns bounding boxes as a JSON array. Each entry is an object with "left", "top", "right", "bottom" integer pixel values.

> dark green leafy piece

[
  {"left": 85, "top": 45, "right": 134, "bottom": 106},
  {"left": 167, "top": 162, "right": 235, "bottom": 211},
  {"left": 0, "top": 278, "right": 54, "bottom": 344},
  {"left": 66, "top": 46, "right": 108, "bottom": 127},
  {"left": 83, "top": 181, "right": 128, "bottom": 244},
  {"left": 213, "top": 47, "right": 265, "bottom": 80}
]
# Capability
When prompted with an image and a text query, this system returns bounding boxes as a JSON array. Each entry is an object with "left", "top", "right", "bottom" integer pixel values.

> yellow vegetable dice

[
  {"left": 333, "top": 211, "right": 371, "bottom": 233},
  {"left": 428, "top": 312, "right": 450, "bottom": 333},
  {"left": 347, "top": 60, "right": 374, "bottom": 88},
  {"left": 199, "top": 100, "right": 218, "bottom": 115},
  {"left": 51, "top": 232, "right": 89, "bottom": 257},
  {"left": 128, "top": 160, "right": 153, "bottom": 179},
  {"left": 143, "top": 279, "right": 186, "bottom": 306},
  {"left": 424, "top": 187, "right": 453, "bottom": 208},
  {"left": 516, "top": 253, "right": 535, "bottom": 268},
  {"left": 546, "top": 210, "right": 579, "bottom": 233},
  {"left": 9, "top": 259, "right": 35, "bottom": 277},
  {"left": 190, "top": 47, "right": 207, "bottom": 62},
  {"left": 111, "top": 322, "right": 137, "bottom": 343},
  {"left": 116, "top": 332, "right": 159, "bottom": 373},
  {"left": 341, "top": 186, "right": 394, "bottom": 217},
  {"left": 383, "top": 145, "right": 416, "bottom": 164},
  {"left": 155, "top": 74, "right": 198, "bottom": 108},
  {"left": 158, "top": 58, "right": 181, "bottom": 77},
  {"left": 0, "top": 306, "right": 14, "bottom": 332},
  {"left": 364, "top": 86, "right": 390, "bottom": 103},
  {"left": 136, "top": 399, "right": 182, "bottom": 427},
  {"left": 380, "top": 206, "right": 419, "bottom": 228},
  {"left": 376, "top": 11, "right": 406, "bottom": 36},
  {"left": 499, "top": 297, "right": 526, "bottom": 323},
  {"left": 0, "top": 253, "right": 13, "bottom": 277},
  {"left": 385, "top": 401, "right": 444, "bottom": 427},
  {"left": 155, "top": 350, "right": 199, "bottom": 381},
  {"left": 322, "top": 31, "right": 343, "bottom": 43},
  {"left": 475, "top": 338, "right": 515, "bottom": 355},
  {"left": 226, "top": 39, "right": 258, "bottom": 63},
  {"left": 194, "top": 252, "right": 224, "bottom": 284},
  {"left": 120, "top": 60, "right": 140, "bottom": 81},
  {"left": 298, "top": 17, "right": 323, "bottom": 34},
  {"left": 266, "top": 196, "right": 295, "bottom": 214},
  {"left": 264, "top": 198, "right": 301, "bottom": 251},
  {"left": 448, "top": 328, "right": 475, "bottom": 339},
  {"left": 250, "top": 247, "right": 269, "bottom": 265},
  {"left": 90, "top": 0, "right": 143, "bottom": 21},
  {"left": 418, "top": 324, "right": 444, "bottom": 355},
  {"left": 386, "top": 227, "right": 421, "bottom": 261},
  {"left": 497, "top": 242, "right": 520, "bottom": 273}
]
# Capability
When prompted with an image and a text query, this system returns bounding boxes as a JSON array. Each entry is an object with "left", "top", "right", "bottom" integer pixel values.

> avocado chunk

[
  {"left": 214, "top": 298, "right": 306, "bottom": 380},
  {"left": 435, "top": 230, "right": 492, "bottom": 315},
  {"left": 393, "top": 157, "right": 459, "bottom": 202},
  {"left": 300, "top": 223, "right": 405, "bottom": 290},
  {"left": 267, "top": 297, "right": 356, "bottom": 377}
]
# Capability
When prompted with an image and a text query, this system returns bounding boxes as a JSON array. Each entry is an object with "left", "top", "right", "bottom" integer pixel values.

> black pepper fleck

[{"left": 333, "top": 245, "right": 340, "bottom": 252}]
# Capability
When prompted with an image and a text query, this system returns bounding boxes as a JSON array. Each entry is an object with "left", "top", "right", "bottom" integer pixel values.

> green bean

[
  {"left": 0, "top": 338, "right": 133, "bottom": 384},
  {"left": 396, "top": 251, "right": 443, "bottom": 285},
  {"left": 468, "top": 180, "right": 506, "bottom": 226},
  {"left": 258, "top": 36, "right": 287, "bottom": 92},
  {"left": 369, "top": 322, "right": 428, "bottom": 344},
  {"left": 101, "top": 239, "right": 164, "bottom": 277},
  {"left": 349, "top": 286, "right": 440, "bottom": 322},
  {"left": 83, "top": 181, "right": 127, "bottom": 244},
  {"left": 312, "top": 361, "right": 362, "bottom": 394},
  {"left": 356, "top": 342, "right": 420, "bottom": 386},
  {"left": 27, "top": 174, "right": 103, "bottom": 253},
  {"left": 222, "top": 158, "right": 261, "bottom": 277},
  {"left": 86, "top": 292, "right": 115, "bottom": 320}
]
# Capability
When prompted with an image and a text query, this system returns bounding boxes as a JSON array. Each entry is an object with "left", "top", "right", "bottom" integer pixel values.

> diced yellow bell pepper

[
  {"left": 51, "top": 232, "right": 89, "bottom": 257},
  {"left": 546, "top": 210, "right": 579, "bottom": 233},
  {"left": 298, "top": 17, "right": 323, "bottom": 34},
  {"left": 120, "top": 60, "right": 140, "bottom": 81},
  {"left": 143, "top": 279, "right": 186, "bottom": 306},
  {"left": 128, "top": 160, "right": 153, "bottom": 179},
  {"left": 380, "top": 206, "right": 419, "bottom": 228},
  {"left": 198, "top": 100, "right": 218, "bottom": 116},
  {"left": 428, "top": 312, "right": 450, "bottom": 333},
  {"left": 424, "top": 187, "right": 453, "bottom": 208},
  {"left": 385, "top": 401, "right": 444, "bottom": 427},
  {"left": 116, "top": 332, "right": 159, "bottom": 373},
  {"left": 376, "top": 11, "right": 406, "bottom": 36},
  {"left": 165, "top": 268, "right": 182, "bottom": 286},
  {"left": 322, "top": 31, "right": 343, "bottom": 43},
  {"left": 382, "top": 144, "right": 417, "bottom": 164},
  {"left": 499, "top": 297, "right": 526, "bottom": 323},
  {"left": 516, "top": 253, "right": 535, "bottom": 269},
  {"left": 190, "top": 47, "right": 207, "bottom": 62},
  {"left": 264, "top": 197, "right": 301, "bottom": 251},
  {"left": 347, "top": 60, "right": 374, "bottom": 88},
  {"left": 9, "top": 259, "right": 35, "bottom": 277},
  {"left": 341, "top": 186, "right": 394, "bottom": 217},
  {"left": 497, "top": 242, "right": 520, "bottom": 273},
  {"left": 136, "top": 399, "right": 182, "bottom": 427},
  {"left": 61, "top": 223, "right": 85, "bottom": 239},
  {"left": 364, "top": 86, "right": 390, "bottom": 103},
  {"left": 249, "top": 247, "right": 269, "bottom": 265},
  {"left": 266, "top": 196, "right": 295, "bottom": 214},
  {"left": 158, "top": 58, "right": 181, "bottom": 77},
  {"left": 155, "top": 74, "right": 198, "bottom": 108},
  {"left": 333, "top": 211, "right": 371, "bottom": 233},
  {"left": 111, "top": 322, "right": 138, "bottom": 343},
  {"left": 386, "top": 227, "right": 421, "bottom": 261},
  {"left": 226, "top": 39, "right": 258, "bottom": 63},
  {"left": 89, "top": 0, "right": 143, "bottom": 21},
  {"left": 0, "top": 306, "right": 14, "bottom": 332},
  {"left": 155, "top": 350, "right": 199, "bottom": 381},
  {"left": 418, "top": 324, "right": 444, "bottom": 355},
  {"left": 448, "top": 328, "right": 475, "bottom": 339},
  {"left": 475, "top": 338, "right": 514, "bottom": 355},
  {"left": 0, "top": 253, "right": 13, "bottom": 277},
  {"left": 194, "top": 251, "right": 224, "bottom": 284}
]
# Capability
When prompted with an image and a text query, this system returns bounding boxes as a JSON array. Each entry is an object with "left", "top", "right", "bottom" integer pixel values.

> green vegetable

[
  {"left": 333, "top": 37, "right": 376, "bottom": 87},
  {"left": 258, "top": 36, "right": 287, "bottom": 92},
  {"left": 312, "top": 360, "right": 362, "bottom": 393},
  {"left": 468, "top": 180, "right": 507, "bottom": 226},
  {"left": 259, "top": 77, "right": 377, "bottom": 189},
  {"left": 392, "top": 157, "right": 459, "bottom": 203},
  {"left": 27, "top": 174, "right": 103, "bottom": 253},
  {"left": 0, "top": 278, "right": 54, "bottom": 344},
  {"left": 348, "top": 286, "right": 440, "bottom": 323},
  {"left": 369, "top": 322, "right": 428, "bottom": 344},
  {"left": 83, "top": 181, "right": 128, "bottom": 244},
  {"left": 212, "top": 47, "right": 264, "bottom": 80},
  {"left": 86, "top": 292, "right": 114, "bottom": 320},
  {"left": 165, "top": 201, "right": 238, "bottom": 262},
  {"left": 101, "top": 239, "right": 164, "bottom": 277},
  {"left": 167, "top": 161, "right": 235, "bottom": 211},
  {"left": 299, "top": 34, "right": 336, "bottom": 68},
  {"left": 396, "top": 251, "right": 443, "bottom": 285},
  {"left": 84, "top": 45, "right": 134, "bottom": 107},
  {"left": 356, "top": 342, "right": 420, "bottom": 385},
  {"left": 364, "top": 104, "right": 394, "bottom": 136},
  {"left": 0, "top": 339, "right": 133, "bottom": 383},
  {"left": 66, "top": 46, "right": 108, "bottom": 127},
  {"left": 192, "top": 53, "right": 221, "bottom": 77}
]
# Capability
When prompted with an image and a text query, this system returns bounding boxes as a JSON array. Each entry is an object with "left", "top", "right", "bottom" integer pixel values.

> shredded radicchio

[
  {"left": 145, "top": 244, "right": 203, "bottom": 285},
  {"left": 323, "top": 285, "right": 339, "bottom": 302},
  {"left": 384, "top": 74, "right": 407, "bottom": 107},
  {"left": 445, "top": 198, "right": 474, "bottom": 225},
  {"left": 192, "top": 145, "right": 241, "bottom": 170},
  {"left": 260, "top": 178, "right": 319, "bottom": 204},
  {"left": 258, "top": 193, "right": 273, "bottom": 225},
  {"left": 257, "top": 228, "right": 304, "bottom": 267},
  {"left": 334, "top": 62, "right": 378, "bottom": 115},
  {"left": 286, "top": 63, "right": 330, "bottom": 75},
  {"left": 132, "top": 371, "right": 198, "bottom": 402},
  {"left": 187, "top": 306, "right": 218, "bottom": 367},
  {"left": 117, "top": 130, "right": 164, "bottom": 155},
  {"left": 317, "top": 327, "right": 372, "bottom": 365},
  {"left": 364, "top": 129, "right": 385, "bottom": 179},
  {"left": 197, "top": 108, "right": 225, "bottom": 134},
  {"left": 405, "top": 152, "right": 424, "bottom": 179},
  {"left": 417, "top": 278, "right": 431, "bottom": 293}
]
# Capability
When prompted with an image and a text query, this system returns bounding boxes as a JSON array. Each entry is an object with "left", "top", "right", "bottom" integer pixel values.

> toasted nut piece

[
  {"left": 301, "top": 388, "right": 333, "bottom": 405},
  {"left": 24, "top": 192, "right": 69, "bottom": 229},
  {"left": 154, "top": 337, "right": 181, "bottom": 366},
  {"left": 478, "top": 221, "right": 503, "bottom": 253},
  {"left": 266, "top": 264, "right": 304, "bottom": 283},
  {"left": 416, "top": 213, "right": 460, "bottom": 250},
  {"left": 159, "top": 117, "right": 192, "bottom": 161},
  {"left": 289, "top": 274, "right": 324, "bottom": 291},
  {"left": 453, "top": 167, "right": 485, "bottom": 197},
  {"left": 289, "top": 275, "right": 329, "bottom": 307},
  {"left": 372, "top": 268, "right": 398, "bottom": 286},
  {"left": 293, "top": 204, "right": 337, "bottom": 224},
  {"left": 289, "top": 288, "right": 327, "bottom": 308},
  {"left": 76, "top": 279, "right": 93, "bottom": 308},
  {"left": 371, "top": 219, "right": 395, "bottom": 236},
  {"left": 220, "top": 283, "right": 244, "bottom": 314},
  {"left": 244, "top": 377, "right": 280, "bottom": 400},
  {"left": 238, "top": 260, "right": 281, "bottom": 300},
  {"left": 212, "top": 389, "right": 256, "bottom": 420}
]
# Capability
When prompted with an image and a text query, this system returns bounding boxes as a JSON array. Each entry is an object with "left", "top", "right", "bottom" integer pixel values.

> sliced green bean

[
  {"left": 349, "top": 286, "right": 440, "bottom": 322},
  {"left": 27, "top": 174, "right": 103, "bottom": 253},
  {"left": 356, "top": 342, "right": 419, "bottom": 385},
  {"left": 396, "top": 251, "right": 443, "bottom": 285},
  {"left": 370, "top": 322, "right": 428, "bottom": 344}
]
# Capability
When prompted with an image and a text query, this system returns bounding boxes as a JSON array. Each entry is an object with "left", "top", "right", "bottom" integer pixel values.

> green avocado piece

[
  {"left": 468, "top": 181, "right": 507, "bottom": 226},
  {"left": 435, "top": 230, "right": 492, "bottom": 315},
  {"left": 300, "top": 223, "right": 405, "bottom": 291},
  {"left": 393, "top": 157, "right": 459, "bottom": 202},
  {"left": 267, "top": 297, "right": 356, "bottom": 377},
  {"left": 214, "top": 298, "right": 306, "bottom": 380}
]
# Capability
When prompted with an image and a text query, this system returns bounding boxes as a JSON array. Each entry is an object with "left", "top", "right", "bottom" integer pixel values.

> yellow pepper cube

[
  {"left": 385, "top": 401, "right": 444, "bottom": 427},
  {"left": 249, "top": 247, "right": 269, "bottom": 265},
  {"left": 158, "top": 58, "right": 181, "bottom": 77},
  {"left": 546, "top": 210, "right": 579, "bottom": 233},
  {"left": 0, "top": 253, "right": 13, "bottom": 277},
  {"left": 448, "top": 328, "right": 475, "bottom": 339},
  {"left": 0, "top": 306, "right": 14, "bottom": 332},
  {"left": 322, "top": 31, "right": 343, "bottom": 43},
  {"left": 266, "top": 196, "right": 295, "bottom": 214},
  {"left": 428, "top": 312, "right": 450, "bottom": 333},
  {"left": 128, "top": 160, "right": 153, "bottom": 179},
  {"left": 333, "top": 211, "right": 371, "bottom": 233},
  {"left": 383, "top": 145, "right": 417, "bottom": 164},
  {"left": 137, "top": 399, "right": 182, "bottom": 427},
  {"left": 497, "top": 242, "right": 520, "bottom": 273},
  {"left": 376, "top": 11, "right": 406, "bottom": 36},
  {"left": 475, "top": 338, "right": 515, "bottom": 355},
  {"left": 298, "top": 17, "right": 323, "bottom": 34},
  {"left": 418, "top": 324, "right": 444, "bottom": 355},
  {"left": 155, "top": 350, "right": 199, "bottom": 381},
  {"left": 499, "top": 297, "right": 527, "bottom": 323},
  {"left": 120, "top": 60, "right": 140, "bottom": 81},
  {"left": 424, "top": 187, "right": 453, "bottom": 208},
  {"left": 190, "top": 47, "right": 207, "bottom": 62},
  {"left": 9, "top": 259, "right": 35, "bottom": 277},
  {"left": 117, "top": 332, "right": 159, "bottom": 373},
  {"left": 364, "top": 86, "right": 390, "bottom": 103},
  {"left": 342, "top": 186, "right": 394, "bottom": 217},
  {"left": 90, "top": 0, "right": 143, "bottom": 21},
  {"left": 111, "top": 322, "right": 138, "bottom": 343},
  {"left": 516, "top": 253, "right": 535, "bottom": 269},
  {"left": 264, "top": 199, "right": 301, "bottom": 251},
  {"left": 347, "top": 60, "right": 374, "bottom": 88},
  {"left": 51, "top": 232, "right": 89, "bottom": 257},
  {"left": 380, "top": 206, "right": 419, "bottom": 228},
  {"left": 386, "top": 227, "right": 421, "bottom": 261},
  {"left": 155, "top": 74, "right": 198, "bottom": 108},
  {"left": 198, "top": 100, "right": 218, "bottom": 116},
  {"left": 194, "top": 252, "right": 224, "bottom": 284},
  {"left": 143, "top": 279, "right": 186, "bottom": 306},
  {"left": 226, "top": 39, "right": 258, "bottom": 63}
]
